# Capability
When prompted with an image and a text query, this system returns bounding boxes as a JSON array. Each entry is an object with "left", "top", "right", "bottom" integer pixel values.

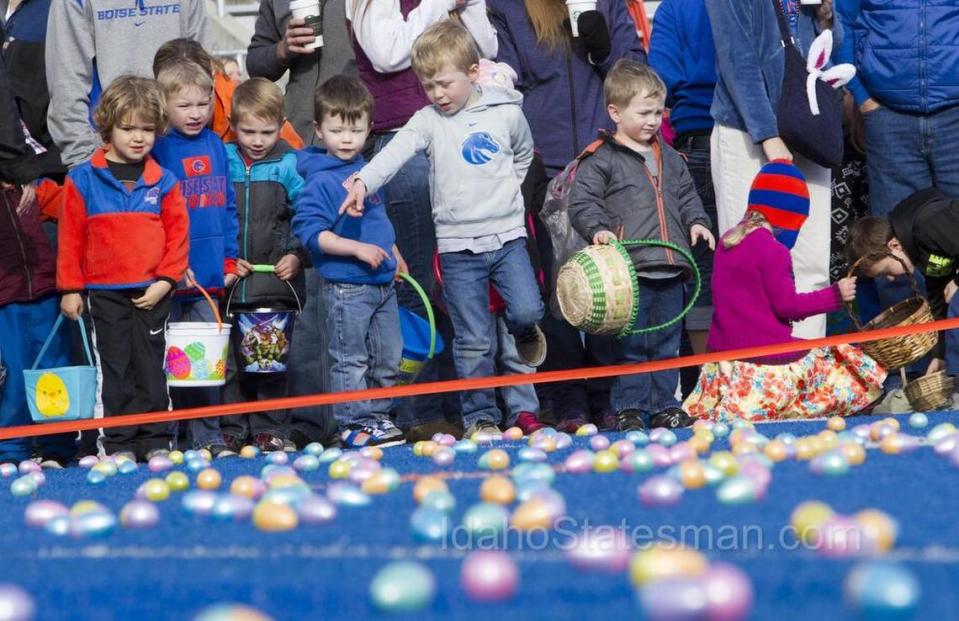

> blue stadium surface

[{"left": 1, "top": 411, "right": 956, "bottom": 620}]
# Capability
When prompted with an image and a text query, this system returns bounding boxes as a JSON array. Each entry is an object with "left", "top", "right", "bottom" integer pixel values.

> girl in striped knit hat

[{"left": 683, "top": 160, "right": 886, "bottom": 422}]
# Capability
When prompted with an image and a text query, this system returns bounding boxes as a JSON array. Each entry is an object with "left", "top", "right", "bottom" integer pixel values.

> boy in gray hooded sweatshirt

[{"left": 340, "top": 20, "right": 547, "bottom": 439}]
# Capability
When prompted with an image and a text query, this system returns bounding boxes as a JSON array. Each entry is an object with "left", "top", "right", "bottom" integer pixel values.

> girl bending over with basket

[{"left": 683, "top": 161, "right": 886, "bottom": 422}]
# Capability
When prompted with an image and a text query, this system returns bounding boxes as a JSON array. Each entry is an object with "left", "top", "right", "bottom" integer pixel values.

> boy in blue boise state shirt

[
  {"left": 152, "top": 60, "right": 240, "bottom": 457},
  {"left": 292, "top": 75, "right": 408, "bottom": 449}
]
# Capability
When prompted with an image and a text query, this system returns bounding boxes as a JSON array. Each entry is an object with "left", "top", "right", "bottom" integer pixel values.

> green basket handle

[
  {"left": 225, "top": 264, "right": 303, "bottom": 318},
  {"left": 611, "top": 238, "right": 702, "bottom": 338},
  {"left": 397, "top": 272, "right": 437, "bottom": 360}
]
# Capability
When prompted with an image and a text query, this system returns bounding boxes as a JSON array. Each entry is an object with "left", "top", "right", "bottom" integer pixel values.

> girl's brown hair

[
  {"left": 93, "top": 75, "right": 167, "bottom": 142},
  {"left": 523, "top": 0, "right": 570, "bottom": 51}
]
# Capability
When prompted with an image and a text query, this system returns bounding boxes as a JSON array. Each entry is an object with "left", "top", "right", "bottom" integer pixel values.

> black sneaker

[
  {"left": 221, "top": 433, "right": 246, "bottom": 454},
  {"left": 616, "top": 409, "right": 646, "bottom": 432},
  {"left": 202, "top": 444, "right": 237, "bottom": 459},
  {"left": 254, "top": 433, "right": 285, "bottom": 453},
  {"left": 515, "top": 325, "right": 547, "bottom": 367},
  {"left": 649, "top": 407, "right": 696, "bottom": 430}
]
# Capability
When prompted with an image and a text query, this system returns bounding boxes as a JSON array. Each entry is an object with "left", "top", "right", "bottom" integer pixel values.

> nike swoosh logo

[
  {"left": 468, "top": 122, "right": 478, "bottom": 127},
  {"left": 150, "top": 328, "right": 164, "bottom": 335},
  {"left": 134, "top": 21, "right": 145, "bottom": 27}
]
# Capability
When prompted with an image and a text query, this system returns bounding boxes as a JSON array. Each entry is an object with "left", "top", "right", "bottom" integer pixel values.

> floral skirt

[{"left": 683, "top": 345, "right": 887, "bottom": 423}]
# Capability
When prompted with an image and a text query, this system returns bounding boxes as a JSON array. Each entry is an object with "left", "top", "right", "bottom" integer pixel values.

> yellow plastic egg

[
  {"left": 230, "top": 475, "right": 260, "bottom": 498},
  {"left": 827, "top": 416, "right": 846, "bottom": 431},
  {"left": 678, "top": 461, "right": 707, "bottom": 489},
  {"left": 593, "top": 450, "right": 619, "bottom": 473},
  {"left": 688, "top": 435, "right": 711, "bottom": 455},
  {"left": 240, "top": 446, "right": 258, "bottom": 459},
  {"left": 791, "top": 500, "right": 834, "bottom": 544},
  {"left": 763, "top": 439, "right": 789, "bottom": 462},
  {"left": 629, "top": 544, "right": 708, "bottom": 586},
  {"left": 196, "top": 468, "right": 222, "bottom": 491},
  {"left": 143, "top": 478, "right": 171, "bottom": 502},
  {"left": 481, "top": 449, "right": 510, "bottom": 470},
  {"left": 841, "top": 442, "right": 866, "bottom": 466},
  {"left": 165, "top": 471, "right": 190, "bottom": 492},
  {"left": 168, "top": 450, "right": 184, "bottom": 464},
  {"left": 480, "top": 476, "right": 516, "bottom": 505},
  {"left": 328, "top": 459, "right": 351, "bottom": 479},
  {"left": 252, "top": 501, "right": 298, "bottom": 532},
  {"left": 709, "top": 452, "right": 738, "bottom": 476}
]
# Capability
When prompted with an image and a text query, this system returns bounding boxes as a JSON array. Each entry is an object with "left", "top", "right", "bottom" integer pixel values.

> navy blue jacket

[
  {"left": 648, "top": 0, "right": 716, "bottom": 137},
  {"left": 292, "top": 148, "right": 396, "bottom": 286},
  {"left": 488, "top": 0, "right": 645, "bottom": 175},
  {"left": 836, "top": 0, "right": 959, "bottom": 113},
  {"left": 706, "top": 0, "right": 841, "bottom": 143}
]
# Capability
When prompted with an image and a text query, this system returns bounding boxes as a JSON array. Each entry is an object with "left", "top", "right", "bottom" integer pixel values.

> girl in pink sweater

[{"left": 683, "top": 161, "right": 885, "bottom": 422}]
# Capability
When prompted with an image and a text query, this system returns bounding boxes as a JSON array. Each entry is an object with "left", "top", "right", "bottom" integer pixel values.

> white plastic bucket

[{"left": 165, "top": 322, "right": 231, "bottom": 387}]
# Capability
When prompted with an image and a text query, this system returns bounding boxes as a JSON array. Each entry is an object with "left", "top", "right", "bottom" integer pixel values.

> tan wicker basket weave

[
  {"left": 848, "top": 256, "right": 938, "bottom": 370},
  {"left": 903, "top": 371, "right": 954, "bottom": 411},
  {"left": 556, "top": 243, "right": 638, "bottom": 336}
]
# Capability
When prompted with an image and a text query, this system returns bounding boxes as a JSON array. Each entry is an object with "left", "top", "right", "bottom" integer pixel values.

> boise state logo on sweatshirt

[{"left": 461, "top": 132, "right": 500, "bottom": 165}]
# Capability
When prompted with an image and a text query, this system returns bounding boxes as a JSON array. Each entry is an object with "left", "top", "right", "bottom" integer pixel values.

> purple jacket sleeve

[{"left": 760, "top": 236, "right": 842, "bottom": 321}]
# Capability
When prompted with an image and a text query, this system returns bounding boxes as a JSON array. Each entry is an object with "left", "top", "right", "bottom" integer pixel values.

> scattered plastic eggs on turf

[
  {"left": 303, "top": 442, "right": 324, "bottom": 456},
  {"left": 844, "top": 560, "right": 920, "bottom": 621},
  {"left": 621, "top": 450, "right": 655, "bottom": 474},
  {"left": 119, "top": 500, "right": 160, "bottom": 529},
  {"left": 501, "top": 426, "right": 523, "bottom": 441},
  {"left": 229, "top": 475, "right": 264, "bottom": 500},
  {"left": 0, "top": 583, "right": 36, "bottom": 621},
  {"left": 197, "top": 468, "right": 222, "bottom": 490},
  {"left": 138, "top": 478, "right": 171, "bottom": 502},
  {"left": 292, "top": 454, "right": 319, "bottom": 472},
  {"left": 589, "top": 435, "right": 610, "bottom": 451},
  {"left": 461, "top": 551, "right": 519, "bottom": 602},
  {"left": 431, "top": 446, "right": 456, "bottom": 467},
  {"left": 479, "top": 449, "right": 509, "bottom": 470},
  {"left": 297, "top": 494, "right": 337, "bottom": 525},
  {"left": 24, "top": 500, "right": 68, "bottom": 528},
  {"left": 370, "top": 561, "right": 436, "bottom": 613},
  {"left": 564, "top": 449, "right": 594, "bottom": 474},
  {"left": 592, "top": 450, "right": 619, "bottom": 473},
  {"left": 638, "top": 476, "right": 684, "bottom": 507},
  {"left": 908, "top": 412, "right": 928, "bottom": 429},
  {"left": 10, "top": 476, "right": 37, "bottom": 497},
  {"left": 566, "top": 528, "right": 632, "bottom": 573},
  {"left": 410, "top": 506, "right": 450, "bottom": 543}
]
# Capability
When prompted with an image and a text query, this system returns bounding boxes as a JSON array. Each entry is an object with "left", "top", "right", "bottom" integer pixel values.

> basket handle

[
  {"left": 190, "top": 279, "right": 225, "bottom": 334},
  {"left": 32, "top": 314, "right": 94, "bottom": 370},
  {"left": 845, "top": 253, "right": 921, "bottom": 331},
  {"left": 397, "top": 272, "right": 437, "bottom": 360},
  {"left": 225, "top": 264, "right": 303, "bottom": 318},
  {"left": 614, "top": 238, "right": 702, "bottom": 337}
]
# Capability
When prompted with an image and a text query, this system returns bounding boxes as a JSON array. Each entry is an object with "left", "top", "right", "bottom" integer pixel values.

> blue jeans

[
  {"left": 323, "top": 281, "right": 402, "bottom": 429},
  {"left": 0, "top": 296, "right": 77, "bottom": 463},
  {"left": 169, "top": 298, "right": 224, "bottom": 449},
  {"left": 440, "top": 238, "right": 545, "bottom": 429},
  {"left": 490, "top": 314, "right": 539, "bottom": 425},
  {"left": 374, "top": 131, "right": 446, "bottom": 428},
  {"left": 610, "top": 276, "right": 684, "bottom": 420},
  {"left": 864, "top": 103, "right": 959, "bottom": 217}
]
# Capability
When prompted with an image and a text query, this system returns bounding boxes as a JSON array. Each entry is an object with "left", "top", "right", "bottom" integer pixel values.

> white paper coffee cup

[
  {"left": 566, "top": 0, "right": 596, "bottom": 37},
  {"left": 289, "top": 0, "right": 323, "bottom": 50}
]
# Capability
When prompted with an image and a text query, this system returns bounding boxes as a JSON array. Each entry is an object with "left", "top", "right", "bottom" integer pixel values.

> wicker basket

[
  {"left": 556, "top": 243, "right": 638, "bottom": 336},
  {"left": 847, "top": 256, "right": 938, "bottom": 370},
  {"left": 903, "top": 371, "right": 954, "bottom": 411}
]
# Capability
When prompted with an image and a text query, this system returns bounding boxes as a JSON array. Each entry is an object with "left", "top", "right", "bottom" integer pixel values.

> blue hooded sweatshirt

[
  {"left": 648, "top": 0, "right": 717, "bottom": 137},
  {"left": 487, "top": 0, "right": 645, "bottom": 176},
  {"left": 292, "top": 147, "right": 396, "bottom": 286}
]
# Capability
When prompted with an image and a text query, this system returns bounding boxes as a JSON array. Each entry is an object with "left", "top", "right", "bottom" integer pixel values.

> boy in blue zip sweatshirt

[
  {"left": 292, "top": 75, "right": 408, "bottom": 449},
  {"left": 151, "top": 60, "right": 239, "bottom": 457},
  {"left": 220, "top": 78, "right": 306, "bottom": 453}
]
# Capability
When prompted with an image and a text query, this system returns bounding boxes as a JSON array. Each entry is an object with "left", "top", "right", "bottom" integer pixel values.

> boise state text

[
  {"left": 180, "top": 176, "right": 227, "bottom": 210},
  {"left": 96, "top": 3, "right": 180, "bottom": 20}
]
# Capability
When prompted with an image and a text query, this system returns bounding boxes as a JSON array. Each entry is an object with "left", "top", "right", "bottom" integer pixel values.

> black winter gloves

[{"left": 577, "top": 10, "right": 611, "bottom": 64}]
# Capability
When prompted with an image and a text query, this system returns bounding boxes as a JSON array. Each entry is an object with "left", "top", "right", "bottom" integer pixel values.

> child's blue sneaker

[{"left": 340, "top": 422, "right": 406, "bottom": 449}]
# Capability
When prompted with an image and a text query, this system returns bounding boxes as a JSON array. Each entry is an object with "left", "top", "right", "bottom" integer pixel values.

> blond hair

[
  {"left": 155, "top": 60, "right": 214, "bottom": 97},
  {"left": 93, "top": 75, "right": 167, "bottom": 143},
  {"left": 411, "top": 21, "right": 480, "bottom": 78},
  {"left": 231, "top": 77, "right": 285, "bottom": 126},
  {"left": 523, "top": 0, "right": 570, "bottom": 51},
  {"left": 604, "top": 59, "right": 667, "bottom": 109},
  {"left": 721, "top": 210, "right": 769, "bottom": 250}
]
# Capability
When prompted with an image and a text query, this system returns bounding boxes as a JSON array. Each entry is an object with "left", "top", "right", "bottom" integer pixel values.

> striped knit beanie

[{"left": 746, "top": 159, "right": 810, "bottom": 249}]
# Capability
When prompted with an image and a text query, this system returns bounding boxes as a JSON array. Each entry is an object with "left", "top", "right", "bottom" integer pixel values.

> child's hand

[
  {"left": 393, "top": 245, "right": 408, "bottom": 281},
  {"left": 690, "top": 224, "right": 716, "bottom": 250},
  {"left": 354, "top": 243, "right": 389, "bottom": 270},
  {"left": 274, "top": 253, "right": 302, "bottom": 281},
  {"left": 184, "top": 268, "right": 197, "bottom": 288},
  {"left": 60, "top": 293, "right": 83, "bottom": 320},
  {"left": 837, "top": 276, "right": 857, "bottom": 302},
  {"left": 235, "top": 259, "right": 253, "bottom": 278},
  {"left": 926, "top": 357, "right": 946, "bottom": 376},
  {"left": 132, "top": 281, "right": 172, "bottom": 310},
  {"left": 762, "top": 137, "right": 793, "bottom": 163},
  {"left": 945, "top": 280, "right": 958, "bottom": 304},
  {"left": 592, "top": 230, "right": 617, "bottom": 245},
  {"left": 339, "top": 177, "right": 367, "bottom": 217},
  {"left": 224, "top": 273, "right": 239, "bottom": 288}
]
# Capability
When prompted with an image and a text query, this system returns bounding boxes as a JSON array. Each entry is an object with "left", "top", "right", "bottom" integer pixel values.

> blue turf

[{"left": 1, "top": 412, "right": 957, "bottom": 620}]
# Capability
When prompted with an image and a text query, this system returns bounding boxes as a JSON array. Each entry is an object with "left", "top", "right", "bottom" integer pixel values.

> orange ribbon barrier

[{"left": 4, "top": 316, "right": 959, "bottom": 441}]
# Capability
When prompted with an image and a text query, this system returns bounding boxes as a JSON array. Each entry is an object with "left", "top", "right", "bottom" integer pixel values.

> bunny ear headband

[{"left": 806, "top": 30, "right": 857, "bottom": 115}]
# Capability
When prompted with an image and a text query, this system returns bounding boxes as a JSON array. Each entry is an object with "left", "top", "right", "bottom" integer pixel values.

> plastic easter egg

[
  {"left": 422, "top": 489, "right": 456, "bottom": 514},
  {"left": 480, "top": 476, "right": 516, "bottom": 505},
  {"left": 510, "top": 498, "right": 553, "bottom": 531},
  {"left": 414, "top": 476, "right": 448, "bottom": 503},
  {"left": 360, "top": 445, "right": 384, "bottom": 460},
  {"left": 252, "top": 501, "right": 298, "bottom": 531},
  {"left": 303, "top": 442, "right": 324, "bottom": 456},
  {"left": 85, "top": 470, "right": 106, "bottom": 486},
  {"left": 629, "top": 544, "right": 708, "bottom": 586},
  {"left": 410, "top": 506, "right": 450, "bottom": 543},
  {"left": 148, "top": 455, "right": 174, "bottom": 473},
  {"left": 44, "top": 515, "right": 70, "bottom": 537},
  {"left": 589, "top": 434, "right": 610, "bottom": 451},
  {"left": 814, "top": 515, "right": 870, "bottom": 557},
  {"left": 0, "top": 583, "right": 36, "bottom": 621},
  {"left": 265, "top": 451, "right": 288, "bottom": 465},
  {"left": 195, "top": 468, "right": 222, "bottom": 490},
  {"left": 297, "top": 494, "right": 337, "bottom": 525},
  {"left": 575, "top": 423, "right": 598, "bottom": 436},
  {"left": 211, "top": 495, "right": 255, "bottom": 522},
  {"left": 479, "top": 449, "right": 510, "bottom": 470},
  {"left": 702, "top": 562, "right": 754, "bottom": 621},
  {"left": 120, "top": 500, "right": 160, "bottom": 529},
  {"left": 70, "top": 508, "right": 116, "bottom": 538},
  {"left": 908, "top": 413, "right": 928, "bottom": 429},
  {"left": 326, "top": 483, "right": 370, "bottom": 507},
  {"left": 517, "top": 447, "right": 547, "bottom": 463},
  {"left": 592, "top": 450, "right": 619, "bottom": 473},
  {"left": 625, "top": 430, "right": 649, "bottom": 446},
  {"left": 291, "top": 454, "right": 319, "bottom": 473},
  {"left": 193, "top": 604, "right": 274, "bottom": 621},
  {"left": 717, "top": 475, "right": 760, "bottom": 505},
  {"left": 854, "top": 509, "right": 899, "bottom": 554},
  {"left": 453, "top": 440, "right": 477, "bottom": 454},
  {"left": 810, "top": 451, "right": 850, "bottom": 476},
  {"left": 827, "top": 416, "right": 847, "bottom": 431},
  {"left": 791, "top": 501, "right": 835, "bottom": 545},
  {"left": 461, "top": 551, "right": 519, "bottom": 602},
  {"left": 502, "top": 426, "right": 523, "bottom": 441},
  {"left": 566, "top": 529, "right": 632, "bottom": 573},
  {"left": 10, "top": 476, "right": 36, "bottom": 497},
  {"left": 638, "top": 476, "right": 684, "bottom": 507},
  {"left": 844, "top": 561, "right": 920, "bottom": 621},
  {"left": 182, "top": 490, "right": 218, "bottom": 516},
  {"left": 432, "top": 446, "right": 456, "bottom": 467},
  {"left": 842, "top": 442, "right": 867, "bottom": 466},
  {"left": 621, "top": 449, "right": 655, "bottom": 474},
  {"left": 638, "top": 577, "right": 708, "bottom": 621},
  {"left": 142, "top": 478, "right": 171, "bottom": 502},
  {"left": 158, "top": 472, "right": 187, "bottom": 494},
  {"left": 362, "top": 468, "right": 401, "bottom": 495},
  {"left": 563, "top": 450, "right": 594, "bottom": 474},
  {"left": 186, "top": 458, "right": 210, "bottom": 473},
  {"left": 24, "top": 500, "right": 68, "bottom": 528},
  {"left": 117, "top": 460, "right": 138, "bottom": 475},
  {"left": 0, "top": 463, "right": 18, "bottom": 478},
  {"left": 462, "top": 502, "right": 509, "bottom": 537},
  {"left": 553, "top": 433, "right": 573, "bottom": 450},
  {"left": 166, "top": 450, "right": 183, "bottom": 464},
  {"left": 370, "top": 562, "right": 436, "bottom": 613}
]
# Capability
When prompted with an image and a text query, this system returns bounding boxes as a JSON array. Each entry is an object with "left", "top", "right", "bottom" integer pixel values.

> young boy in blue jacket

[
  {"left": 152, "top": 61, "right": 239, "bottom": 457},
  {"left": 292, "top": 75, "right": 408, "bottom": 449},
  {"left": 220, "top": 78, "right": 306, "bottom": 453}
]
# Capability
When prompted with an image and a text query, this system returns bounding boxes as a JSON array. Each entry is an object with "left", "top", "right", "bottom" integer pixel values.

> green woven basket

[{"left": 556, "top": 239, "right": 701, "bottom": 338}]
